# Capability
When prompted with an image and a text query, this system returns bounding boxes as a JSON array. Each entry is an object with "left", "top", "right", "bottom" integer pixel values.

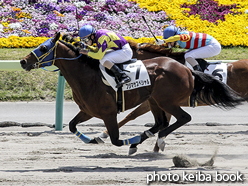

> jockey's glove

[{"left": 155, "top": 39, "right": 165, "bottom": 46}]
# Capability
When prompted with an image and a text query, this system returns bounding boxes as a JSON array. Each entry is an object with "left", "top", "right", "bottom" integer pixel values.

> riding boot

[
  {"left": 193, "top": 64, "right": 203, "bottom": 72},
  {"left": 110, "top": 64, "right": 131, "bottom": 88}
]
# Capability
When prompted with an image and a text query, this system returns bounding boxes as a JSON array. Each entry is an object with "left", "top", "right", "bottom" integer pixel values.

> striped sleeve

[{"left": 180, "top": 34, "right": 191, "bottom": 42}]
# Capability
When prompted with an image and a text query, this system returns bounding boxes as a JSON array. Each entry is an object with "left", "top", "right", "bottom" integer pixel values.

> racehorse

[
  {"left": 100, "top": 40, "right": 248, "bottom": 153},
  {"left": 20, "top": 32, "right": 246, "bottom": 154}
]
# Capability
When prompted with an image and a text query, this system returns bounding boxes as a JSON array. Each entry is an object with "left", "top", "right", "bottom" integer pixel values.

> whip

[{"left": 142, "top": 16, "right": 158, "bottom": 42}]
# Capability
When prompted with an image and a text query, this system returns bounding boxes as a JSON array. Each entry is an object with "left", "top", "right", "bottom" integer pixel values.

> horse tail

[{"left": 191, "top": 70, "right": 246, "bottom": 109}]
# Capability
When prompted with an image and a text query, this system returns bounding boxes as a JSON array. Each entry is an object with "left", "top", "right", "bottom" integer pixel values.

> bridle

[{"left": 31, "top": 39, "right": 82, "bottom": 71}]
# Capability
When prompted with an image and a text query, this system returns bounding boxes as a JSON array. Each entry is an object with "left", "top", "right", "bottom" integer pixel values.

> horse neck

[{"left": 54, "top": 43, "right": 100, "bottom": 88}]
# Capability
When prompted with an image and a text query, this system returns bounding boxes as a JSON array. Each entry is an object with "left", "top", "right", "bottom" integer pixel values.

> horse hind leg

[
  {"left": 156, "top": 104, "right": 191, "bottom": 150},
  {"left": 129, "top": 98, "right": 169, "bottom": 155},
  {"left": 153, "top": 112, "right": 172, "bottom": 153}
]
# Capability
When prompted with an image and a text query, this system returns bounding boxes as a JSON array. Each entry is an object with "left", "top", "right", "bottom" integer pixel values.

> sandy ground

[{"left": 0, "top": 122, "right": 248, "bottom": 186}]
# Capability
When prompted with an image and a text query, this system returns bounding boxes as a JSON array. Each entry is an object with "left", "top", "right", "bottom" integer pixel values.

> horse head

[{"left": 20, "top": 32, "right": 61, "bottom": 71}]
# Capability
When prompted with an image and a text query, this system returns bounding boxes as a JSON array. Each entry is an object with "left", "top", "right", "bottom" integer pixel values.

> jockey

[
  {"left": 155, "top": 26, "right": 221, "bottom": 72},
  {"left": 79, "top": 24, "right": 132, "bottom": 88}
]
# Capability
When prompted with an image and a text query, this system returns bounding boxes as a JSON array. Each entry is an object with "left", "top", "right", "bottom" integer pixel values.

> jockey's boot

[
  {"left": 110, "top": 64, "right": 131, "bottom": 88},
  {"left": 193, "top": 64, "right": 203, "bottom": 72}
]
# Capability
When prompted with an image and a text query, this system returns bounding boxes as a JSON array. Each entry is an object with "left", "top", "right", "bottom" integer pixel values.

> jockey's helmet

[
  {"left": 79, "top": 25, "right": 96, "bottom": 40},
  {"left": 163, "top": 26, "right": 180, "bottom": 39}
]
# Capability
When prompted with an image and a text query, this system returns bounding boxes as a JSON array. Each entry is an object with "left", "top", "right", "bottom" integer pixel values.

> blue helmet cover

[
  {"left": 31, "top": 39, "right": 56, "bottom": 67},
  {"left": 79, "top": 25, "right": 95, "bottom": 39},
  {"left": 163, "top": 26, "right": 180, "bottom": 39}
]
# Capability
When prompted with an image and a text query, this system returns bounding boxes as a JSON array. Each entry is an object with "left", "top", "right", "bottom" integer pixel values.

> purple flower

[
  {"left": 46, "top": 13, "right": 57, "bottom": 21},
  {"left": 106, "top": 0, "right": 116, "bottom": 5},
  {"left": 76, "top": 10, "right": 87, "bottom": 21},
  {"left": 57, "top": 0, "right": 70, "bottom": 3},
  {"left": 94, "top": 13, "right": 106, "bottom": 22},
  {"left": 181, "top": 0, "right": 241, "bottom": 24},
  {"left": 34, "top": 3, "right": 60, "bottom": 13},
  {"left": 37, "top": 27, "right": 49, "bottom": 35},
  {"left": 83, "top": 5, "right": 94, "bottom": 11},
  {"left": 60, "top": 5, "right": 76, "bottom": 14},
  {"left": 101, "top": 1, "right": 126, "bottom": 14}
]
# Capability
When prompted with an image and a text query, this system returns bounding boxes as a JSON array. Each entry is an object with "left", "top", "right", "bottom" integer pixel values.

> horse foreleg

[
  {"left": 129, "top": 99, "right": 169, "bottom": 155},
  {"left": 103, "top": 116, "right": 142, "bottom": 147},
  {"left": 99, "top": 101, "right": 150, "bottom": 139},
  {"left": 69, "top": 111, "right": 95, "bottom": 144}
]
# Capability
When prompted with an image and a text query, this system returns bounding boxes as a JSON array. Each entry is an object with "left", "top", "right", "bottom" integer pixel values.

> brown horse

[
  {"left": 20, "top": 32, "right": 246, "bottom": 154},
  {"left": 100, "top": 40, "right": 248, "bottom": 153}
]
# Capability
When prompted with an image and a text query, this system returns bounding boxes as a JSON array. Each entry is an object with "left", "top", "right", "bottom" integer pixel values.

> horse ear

[{"left": 52, "top": 32, "right": 61, "bottom": 43}]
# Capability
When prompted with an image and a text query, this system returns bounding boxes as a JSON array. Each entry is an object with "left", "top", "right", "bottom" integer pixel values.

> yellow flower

[{"left": 0, "top": 36, "right": 51, "bottom": 48}]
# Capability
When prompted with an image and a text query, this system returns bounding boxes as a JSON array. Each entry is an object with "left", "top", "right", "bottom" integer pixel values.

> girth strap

[{"left": 116, "top": 87, "right": 124, "bottom": 113}]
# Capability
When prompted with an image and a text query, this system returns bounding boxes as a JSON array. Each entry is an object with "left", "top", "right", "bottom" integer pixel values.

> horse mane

[
  {"left": 127, "top": 40, "right": 173, "bottom": 56},
  {"left": 59, "top": 40, "right": 80, "bottom": 55},
  {"left": 127, "top": 40, "right": 186, "bottom": 64},
  {"left": 59, "top": 35, "right": 100, "bottom": 71}
]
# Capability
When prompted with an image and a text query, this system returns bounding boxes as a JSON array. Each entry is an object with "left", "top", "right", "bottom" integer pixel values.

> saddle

[{"left": 101, "top": 58, "right": 138, "bottom": 114}]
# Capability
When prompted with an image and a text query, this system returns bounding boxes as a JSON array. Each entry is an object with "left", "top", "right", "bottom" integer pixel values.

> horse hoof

[
  {"left": 99, "top": 132, "right": 109, "bottom": 139},
  {"left": 153, "top": 145, "right": 160, "bottom": 153},
  {"left": 128, "top": 147, "right": 137, "bottom": 155},
  {"left": 145, "top": 130, "right": 155, "bottom": 138},
  {"left": 157, "top": 138, "right": 166, "bottom": 151},
  {"left": 94, "top": 137, "right": 105, "bottom": 144}
]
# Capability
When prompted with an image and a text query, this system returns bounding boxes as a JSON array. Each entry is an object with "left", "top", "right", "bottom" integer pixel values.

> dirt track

[{"left": 0, "top": 123, "right": 248, "bottom": 185}]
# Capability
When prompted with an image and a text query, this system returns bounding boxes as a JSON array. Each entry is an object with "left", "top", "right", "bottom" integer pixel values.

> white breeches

[
  {"left": 184, "top": 38, "right": 221, "bottom": 59},
  {"left": 99, "top": 44, "right": 133, "bottom": 66}
]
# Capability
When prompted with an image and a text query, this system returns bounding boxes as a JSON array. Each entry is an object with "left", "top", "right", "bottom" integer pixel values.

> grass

[
  {"left": 0, "top": 48, "right": 73, "bottom": 101},
  {"left": 0, "top": 70, "right": 73, "bottom": 101},
  {"left": 0, "top": 48, "right": 35, "bottom": 60},
  {"left": 0, "top": 47, "right": 247, "bottom": 101}
]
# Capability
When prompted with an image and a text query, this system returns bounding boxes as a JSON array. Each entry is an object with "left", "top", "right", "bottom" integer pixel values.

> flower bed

[
  {"left": 0, "top": 0, "right": 247, "bottom": 48},
  {"left": 132, "top": 0, "right": 248, "bottom": 47},
  {"left": 0, "top": 0, "right": 168, "bottom": 47}
]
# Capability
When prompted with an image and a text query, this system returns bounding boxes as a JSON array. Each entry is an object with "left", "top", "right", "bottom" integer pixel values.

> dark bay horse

[
  {"left": 100, "top": 40, "right": 248, "bottom": 153},
  {"left": 20, "top": 32, "right": 246, "bottom": 154}
]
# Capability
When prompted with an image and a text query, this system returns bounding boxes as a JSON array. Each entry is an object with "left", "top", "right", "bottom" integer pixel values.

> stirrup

[{"left": 115, "top": 76, "right": 131, "bottom": 88}]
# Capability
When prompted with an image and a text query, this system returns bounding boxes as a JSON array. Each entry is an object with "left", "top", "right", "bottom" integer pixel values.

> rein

[{"left": 32, "top": 40, "right": 83, "bottom": 72}]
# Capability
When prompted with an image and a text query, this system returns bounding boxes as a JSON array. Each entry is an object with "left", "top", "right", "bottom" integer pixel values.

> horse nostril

[{"left": 20, "top": 59, "right": 27, "bottom": 65}]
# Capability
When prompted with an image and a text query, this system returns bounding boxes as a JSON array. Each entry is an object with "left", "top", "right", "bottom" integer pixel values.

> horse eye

[{"left": 39, "top": 45, "right": 48, "bottom": 53}]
